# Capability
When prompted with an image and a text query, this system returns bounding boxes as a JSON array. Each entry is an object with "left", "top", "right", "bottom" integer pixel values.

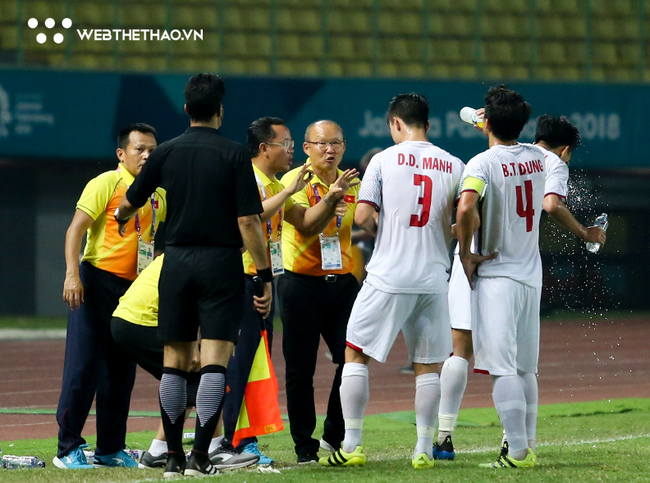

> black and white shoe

[
  {"left": 163, "top": 452, "right": 186, "bottom": 479},
  {"left": 139, "top": 450, "right": 167, "bottom": 468},
  {"left": 209, "top": 443, "right": 259, "bottom": 469},
  {"left": 184, "top": 450, "right": 220, "bottom": 477}
]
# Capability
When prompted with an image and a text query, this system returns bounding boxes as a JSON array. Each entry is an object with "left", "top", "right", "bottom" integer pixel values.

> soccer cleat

[
  {"left": 479, "top": 449, "right": 537, "bottom": 469},
  {"left": 139, "top": 450, "right": 167, "bottom": 468},
  {"left": 433, "top": 435, "right": 455, "bottom": 460},
  {"left": 500, "top": 440, "right": 509, "bottom": 457},
  {"left": 319, "top": 438, "right": 337, "bottom": 453},
  {"left": 53, "top": 444, "right": 95, "bottom": 469},
  {"left": 209, "top": 443, "right": 259, "bottom": 469},
  {"left": 297, "top": 452, "right": 319, "bottom": 464},
  {"left": 184, "top": 450, "right": 220, "bottom": 477},
  {"left": 411, "top": 453, "right": 435, "bottom": 469},
  {"left": 163, "top": 452, "right": 186, "bottom": 479},
  {"left": 319, "top": 446, "right": 366, "bottom": 467},
  {"left": 241, "top": 441, "right": 274, "bottom": 465},
  {"left": 93, "top": 449, "right": 139, "bottom": 468}
]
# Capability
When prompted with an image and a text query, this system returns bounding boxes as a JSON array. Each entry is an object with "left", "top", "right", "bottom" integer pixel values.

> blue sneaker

[
  {"left": 93, "top": 449, "right": 139, "bottom": 468},
  {"left": 241, "top": 442, "right": 274, "bottom": 465},
  {"left": 53, "top": 444, "right": 95, "bottom": 469},
  {"left": 433, "top": 435, "right": 455, "bottom": 460}
]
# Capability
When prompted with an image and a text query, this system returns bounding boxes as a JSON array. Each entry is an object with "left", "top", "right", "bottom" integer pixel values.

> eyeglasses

[
  {"left": 266, "top": 139, "right": 295, "bottom": 149},
  {"left": 306, "top": 141, "right": 346, "bottom": 150}
]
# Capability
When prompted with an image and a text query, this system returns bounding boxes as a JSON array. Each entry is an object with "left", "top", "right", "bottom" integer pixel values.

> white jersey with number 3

[
  {"left": 463, "top": 143, "right": 546, "bottom": 288},
  {"left": 358, "top": 140, "right": 464, "bottom": 294}
]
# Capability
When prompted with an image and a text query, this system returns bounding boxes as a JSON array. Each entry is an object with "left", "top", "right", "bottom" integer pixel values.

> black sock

[
  {"left": 159, "top": 367, "right": 189, "bottom": 454},
  {"left": 194, "top": 365, "right": 227, "bottom": 453}
]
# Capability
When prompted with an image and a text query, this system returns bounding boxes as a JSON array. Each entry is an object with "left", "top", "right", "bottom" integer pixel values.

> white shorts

[
  {"left": 471, "top": 277, "right": 541, "bottom": 376},
  {"left": 346, "top": 282, "right": 452, "bottom": 364},
  {"left": 448, "top": 254, "right": 472, "bottom": 331}
]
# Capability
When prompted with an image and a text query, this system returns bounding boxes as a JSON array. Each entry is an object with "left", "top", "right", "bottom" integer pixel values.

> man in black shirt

[{"left": 116, "top": 73, "right": 272, "bottom": 477}]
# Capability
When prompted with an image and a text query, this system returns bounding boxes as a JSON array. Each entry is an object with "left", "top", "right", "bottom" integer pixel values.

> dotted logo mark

[{"left": 28, "top": 18, "right": 72, "bottom": 44}]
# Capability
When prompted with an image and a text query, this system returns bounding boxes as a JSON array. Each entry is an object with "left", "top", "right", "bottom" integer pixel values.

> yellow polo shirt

[
  {"left": 280, "top": 162, "right": 360, "bottom": 276},
  {"left": 242, "top": 164, "right": 296, "bottom": 276},
  {"left": 76, "top": 164, "right": 167, "bottom": 281},
  {"left": 112, "top": 254, "right": 163, "bottom": 327}
]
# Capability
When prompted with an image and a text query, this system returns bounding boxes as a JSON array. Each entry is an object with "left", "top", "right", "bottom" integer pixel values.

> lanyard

[
  {"left": 312, "top": 184, "right": 342, "bottom": 231},
  {"left": 134, "top": 195, "right": 157, "bottom": 240},
  {"left": 255, "top": 174, "right": 282, "bottom": 238}
]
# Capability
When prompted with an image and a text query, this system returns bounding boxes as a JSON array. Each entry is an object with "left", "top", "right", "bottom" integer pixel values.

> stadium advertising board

[{"left": 0, "top": 70, "right": 641, "bottom": 168}]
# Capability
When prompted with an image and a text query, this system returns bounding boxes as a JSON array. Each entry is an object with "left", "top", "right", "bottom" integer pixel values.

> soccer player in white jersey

[
  {"left": 319, "top": 93, "right": 466, "bottom": 469},
  {"left": 534, "top": 115, "right": 607, "bottom": 246},
  {"left": 456, "top": 85, "right": 543, "bottom": 468},
  {"left": 434, "top": 113, "right": 607, "bottom": 461}
]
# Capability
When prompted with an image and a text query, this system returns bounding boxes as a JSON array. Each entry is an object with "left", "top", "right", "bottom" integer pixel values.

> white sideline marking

[
  {"left": 0, "top": 329, "right": 66, "bottom": 341},
  {"left": 457, "top": 433, "right": 650, "bottom": 454}
]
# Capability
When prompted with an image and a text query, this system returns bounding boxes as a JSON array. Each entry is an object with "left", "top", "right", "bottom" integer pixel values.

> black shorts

[
  {"left": 158, "top": 245, "right": 244, "bottom": 343},
  {"left": 111, "top": 317, "right": 164, "bottom": 380}
]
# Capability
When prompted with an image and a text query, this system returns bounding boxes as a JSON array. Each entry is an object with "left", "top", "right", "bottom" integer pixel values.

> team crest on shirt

[{"left": 344, "top": 195, "right": 355, "bottom": 203}]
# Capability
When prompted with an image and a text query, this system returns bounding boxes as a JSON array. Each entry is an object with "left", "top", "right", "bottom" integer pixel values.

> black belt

[{"left": 284, "top": 270, "right": 345, "bottom": 283}]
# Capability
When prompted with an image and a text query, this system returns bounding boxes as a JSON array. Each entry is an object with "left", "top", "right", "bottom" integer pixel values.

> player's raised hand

[
  {"left": 460, "top": 251, "right": 497, "bottom": 290},
  {"left": 329, "top": 169, "right": 360, "bottom": 200},
  {"left": 287, "top": 162, "right": 313, "bottom": 195},
  {"left": 474, "top": 108, "right": 486, "bottom": 133}
]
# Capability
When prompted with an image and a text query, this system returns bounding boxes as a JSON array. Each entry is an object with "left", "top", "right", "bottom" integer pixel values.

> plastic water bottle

[
  {"left": 459, "top": 107, "right": 484, "bottom": 128},
  {"left": 1, "top": 455, "right": 46, "bottom": 469},
  {"left": 586, "top": 213, "right": 608, "bottom": 254}
]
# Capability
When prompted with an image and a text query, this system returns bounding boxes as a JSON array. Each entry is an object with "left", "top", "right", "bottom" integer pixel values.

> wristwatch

[{"left": 114, "top": 208, "right": 129, "bottom": 226}]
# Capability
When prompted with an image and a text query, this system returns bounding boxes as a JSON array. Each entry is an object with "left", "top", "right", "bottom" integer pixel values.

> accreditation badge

[
  {"left": 269, "top": 240, "right": 284, "bottom": 276},
  {"left": 137, "top": 239, "right": 154, "bottom": 274},
  {"left": 320, "top": 234, "right": 343, "bottom": 271}
]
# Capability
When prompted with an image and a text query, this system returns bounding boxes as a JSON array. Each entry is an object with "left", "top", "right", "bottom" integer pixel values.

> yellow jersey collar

[
  {"left": 252, "top": 163, "right": 276, "bottom": 187},
  {"left": 116, "top": 163, "right": 136, "bottom": 185}
]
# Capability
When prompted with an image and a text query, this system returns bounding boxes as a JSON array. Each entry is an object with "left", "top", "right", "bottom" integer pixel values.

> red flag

[{"left": 232, "top": 330, "right": 284, "bottom": 447}]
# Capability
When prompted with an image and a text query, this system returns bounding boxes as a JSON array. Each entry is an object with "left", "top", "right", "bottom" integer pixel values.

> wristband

[
  {"left": 256, "top": 267, "right": 273, "bottom": 283},
  {"left": 114, "top": 208, "right": 129, "bottom": 225}
]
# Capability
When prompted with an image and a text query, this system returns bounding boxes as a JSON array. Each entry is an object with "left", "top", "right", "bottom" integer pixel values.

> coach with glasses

[{"left": 278, "top": 120, "right": 360, "bottom": 464}]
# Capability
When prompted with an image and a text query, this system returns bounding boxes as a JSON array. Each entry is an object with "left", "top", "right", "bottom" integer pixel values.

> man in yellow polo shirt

[
  {"left": 55, "top": 123, "right": 166, "bottom": 470},
  {"left": 219, "top": 116, "right": 354, "bottom": 464},
  {"left": 278, "top": 120, "right": 361, "bottom": 463}
]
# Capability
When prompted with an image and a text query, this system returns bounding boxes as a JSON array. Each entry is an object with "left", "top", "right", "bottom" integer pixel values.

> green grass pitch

[{"left": 1, "top": 398, "right": 649, "bottom": 482}]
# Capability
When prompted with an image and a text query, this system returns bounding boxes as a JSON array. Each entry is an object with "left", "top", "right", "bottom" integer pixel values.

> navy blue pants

[
  {"left": 222, "top": 276, "right": 274, "bottom": 449},
  {"left": 56, "top": 262, "right": 137, "bottom": 458}
]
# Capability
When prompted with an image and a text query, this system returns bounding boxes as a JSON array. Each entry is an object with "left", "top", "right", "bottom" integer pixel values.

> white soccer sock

[
  {"left": 148, "top": 439, "right": 168, "bottom": 457},
  {"left": 518, "top": 371, "right": 538, "bottom": 453},
  {"left": 414, "top": 372, "right": 440, "bottom": 459},
  {"left": 340, "top": 362, "right": 369, "bottom": 453},
  {"left": 492, "top": 375, "right": 528, "bottom": 461},
  {"left": 208, "top": 436, "right": 224, "bottom": 453},
  {"left": 437, "top": 356, "right": 468, "bottom": 444}
]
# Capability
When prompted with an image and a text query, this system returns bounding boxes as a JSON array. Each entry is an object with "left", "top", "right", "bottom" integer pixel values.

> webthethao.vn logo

[
  {"left": 27, "top": 18, "right": 73, "bottom": 44},
  {"left": 27, "top": 18, "right": 203, "bottom": 44}
]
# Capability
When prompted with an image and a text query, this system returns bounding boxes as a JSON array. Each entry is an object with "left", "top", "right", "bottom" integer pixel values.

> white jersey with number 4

[
  {"left": 358, "top": 140, "right": 464, "bottom": 294},
  {"left": 463, "top": 143, "right": 546, "bottom": 288}
]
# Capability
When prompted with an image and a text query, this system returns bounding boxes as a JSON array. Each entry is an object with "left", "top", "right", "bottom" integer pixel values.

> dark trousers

[
  {"left": 56, "top": 262, "right": 137, "bottom": 458},
  {"left": 278, "top": 271, "right": 359, "bottom": 457},
  {"left": 222, "top": 276, "right": 275, "bottom": 449}
]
